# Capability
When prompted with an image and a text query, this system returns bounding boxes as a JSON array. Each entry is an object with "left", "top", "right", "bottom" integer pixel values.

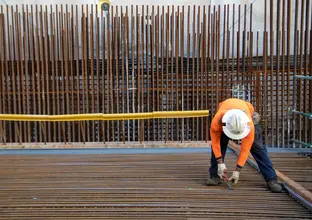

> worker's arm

[
  {"left": 236, "top": 125, "right": 255, "bottom": 169},
  {"left": 210, "top": 114, "right": 223, "bottom": 162},
  {"left": 229, "top": 125, "right": 255, "bottom": 184},
  {"left": 238, "top": 102, "right": 254, "bottom": 168}
]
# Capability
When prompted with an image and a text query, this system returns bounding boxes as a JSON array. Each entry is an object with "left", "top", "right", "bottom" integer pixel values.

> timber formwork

[{"left": 270, "top": 152, "right": 312, "bottom": 192}]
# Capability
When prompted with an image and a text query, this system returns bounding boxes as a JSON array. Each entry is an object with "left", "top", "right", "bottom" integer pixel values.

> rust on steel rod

[
  {"left": 0, "top": 4, "right": 310, "bottom": 146},
  {"left": 229, "top": 141, "right": 312, "bottom": 204}
]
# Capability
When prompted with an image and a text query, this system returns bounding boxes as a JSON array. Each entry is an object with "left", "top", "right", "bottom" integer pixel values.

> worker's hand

[
  {"left": 217, "top": 163, "right": 227, "bottom": 178},
  {"left": 229, "top": 171, "right": 240, "bottom": 184},
  {"left": 252, "top": 112, "right": 261, "bottom": 125}
]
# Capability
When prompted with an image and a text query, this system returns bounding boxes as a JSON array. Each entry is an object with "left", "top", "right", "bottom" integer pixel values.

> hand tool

[{"left": 223, "top": 173, "right": 233, "bottom": 190}]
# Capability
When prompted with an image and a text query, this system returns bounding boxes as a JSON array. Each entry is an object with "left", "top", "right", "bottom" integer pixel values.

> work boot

[
  {"left": 206, "top": 176, "right": 221, "bottom": 186},
  {"left": 267, "top": 179, "right": 283, "bottom": 193}
]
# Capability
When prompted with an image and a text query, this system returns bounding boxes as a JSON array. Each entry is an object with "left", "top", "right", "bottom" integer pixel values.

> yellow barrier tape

[{"left": 0, "top": 110, "right": 209, "bottom": 122}]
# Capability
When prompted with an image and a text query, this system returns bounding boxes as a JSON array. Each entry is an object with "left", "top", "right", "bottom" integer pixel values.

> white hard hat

[{"left": 222, "top": 109, "right": 251, "bottom": 140}]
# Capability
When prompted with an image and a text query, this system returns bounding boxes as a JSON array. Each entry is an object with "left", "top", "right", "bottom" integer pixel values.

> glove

[
  {"left": 217, "top": 163, "right": 227, "bottom": 178},
  {"left": 252, "top": 112, "right": 261, "bottom": 125},
  {"left": 229, "top": 171, "right": 240, "bottom": 184}
]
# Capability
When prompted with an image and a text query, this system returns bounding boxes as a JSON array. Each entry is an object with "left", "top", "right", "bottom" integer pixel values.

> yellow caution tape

[{"left": 0, "top": 110, "right": 209, "bottom": 122}]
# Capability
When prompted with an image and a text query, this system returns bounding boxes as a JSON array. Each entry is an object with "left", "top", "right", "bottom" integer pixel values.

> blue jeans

[{"left": 209, "top": 124, "right": 277, "bottom": 182}]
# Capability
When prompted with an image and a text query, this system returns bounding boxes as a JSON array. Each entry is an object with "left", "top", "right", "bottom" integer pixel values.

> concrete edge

[{"left": 0, "top": 141, "right": 211, "bottom": 149}]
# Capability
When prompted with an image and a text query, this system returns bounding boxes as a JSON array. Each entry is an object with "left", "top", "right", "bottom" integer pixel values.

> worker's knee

[{"left": 251, "top": 141, "right": 266, "bottom": 152}]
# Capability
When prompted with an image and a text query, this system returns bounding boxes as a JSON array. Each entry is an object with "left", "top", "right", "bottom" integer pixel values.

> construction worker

[{"left": 206, "top": 98, "right": 283, "bottom": 193}]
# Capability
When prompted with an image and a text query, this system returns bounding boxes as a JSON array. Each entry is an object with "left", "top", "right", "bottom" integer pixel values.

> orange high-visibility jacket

[{"left": 210, "top": 98, "right": 255, "bottom": 167}]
